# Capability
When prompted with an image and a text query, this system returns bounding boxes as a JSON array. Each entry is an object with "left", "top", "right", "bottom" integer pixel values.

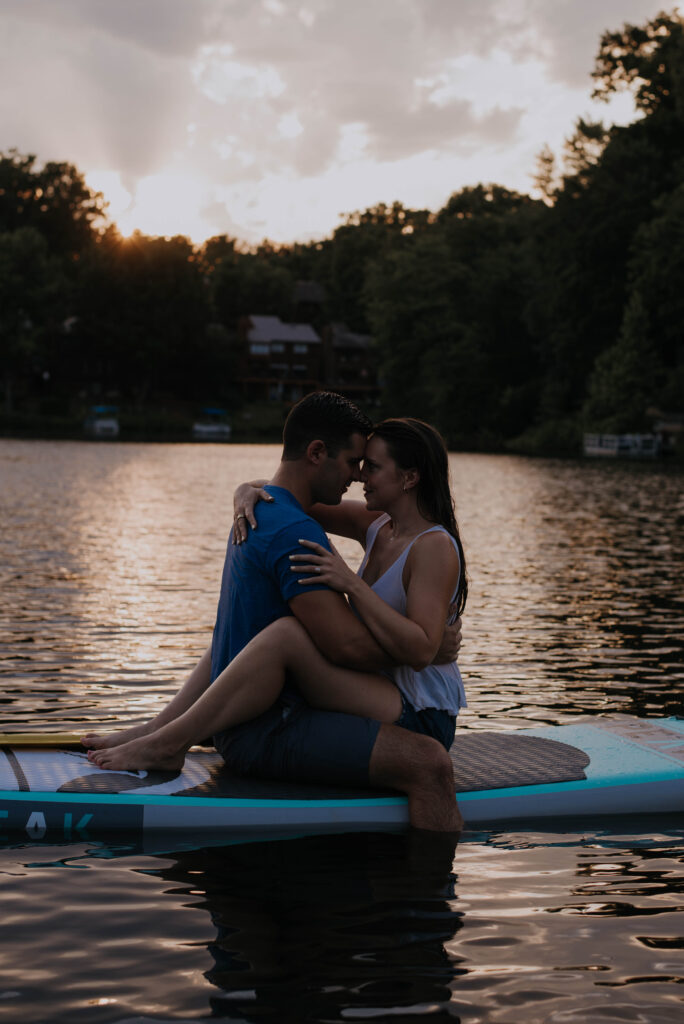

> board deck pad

[
  {"left": 1, "top": 716, "right": 683, "bottom": 837},
  {"left": 448, "top": 733, "right": 590, "bottom": 791},
  {"left": 1, "top": 731, "right": 590, "bottom": 801}
]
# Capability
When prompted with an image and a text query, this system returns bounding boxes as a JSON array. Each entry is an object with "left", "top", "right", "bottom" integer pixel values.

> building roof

[{"left": 248, "top": 315, "right": 321, "bottom": 345}]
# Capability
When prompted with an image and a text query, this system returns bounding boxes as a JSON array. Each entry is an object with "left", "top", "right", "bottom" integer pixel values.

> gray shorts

[
  {"left": 214, "top": 686, "right": 455, "bottom": 786},
  {"left": 214, "top": 686, "right": 381, "bottom": 787}
]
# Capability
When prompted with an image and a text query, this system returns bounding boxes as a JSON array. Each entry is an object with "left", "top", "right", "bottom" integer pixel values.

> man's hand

[
  {"left": 432, "top": 611, "right": 462, "bottom": 664},
  {"left": 232, "top": 480, "right": 271, "bottom": 545}
]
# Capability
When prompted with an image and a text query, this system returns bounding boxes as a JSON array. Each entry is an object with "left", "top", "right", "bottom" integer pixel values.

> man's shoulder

[
  {"left": 267, "top": 506, "right": 327, "bottom": 547},
  {"left": 261, "top": 490, "right": 320, "bottom": 530},
  {"left": 250, "top": 491, "right": 327, "bottom": 559}
]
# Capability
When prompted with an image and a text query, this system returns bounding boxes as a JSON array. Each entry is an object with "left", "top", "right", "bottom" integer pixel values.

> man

[{"left": 85, "top": 392, "right": 462, "bottom": 832}]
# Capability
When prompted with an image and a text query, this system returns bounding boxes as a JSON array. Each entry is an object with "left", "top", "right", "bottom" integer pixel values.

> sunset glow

[{"left": 3, "top": 0, "right": 672, "bottom": 245}]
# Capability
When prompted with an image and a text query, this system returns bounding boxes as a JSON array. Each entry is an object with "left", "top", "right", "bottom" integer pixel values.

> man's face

[{"left": 314, "top": 432, "right": 366, "bottom": 504}]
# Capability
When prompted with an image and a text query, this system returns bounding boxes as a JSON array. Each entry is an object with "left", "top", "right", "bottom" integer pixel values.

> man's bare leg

[{"left": 369, "top": 723, "right": 463, "bottom": 833}]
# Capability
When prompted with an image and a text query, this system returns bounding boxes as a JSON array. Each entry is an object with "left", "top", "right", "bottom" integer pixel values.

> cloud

[
  {"left": 0, "top": 0, "right": 675, "bottom": 242},
  {"left": 0, "top": 0, "right": 219, "bottom": 57},
  {"left": 183, "top": 0, "right": 529, "bottom": 176},
  {"left": 0, "top": 8, "right": 193, "bottom": 178}
]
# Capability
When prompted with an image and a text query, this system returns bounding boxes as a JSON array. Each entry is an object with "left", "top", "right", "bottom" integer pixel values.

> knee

[
  {"left": 255, "top": 616, "right": 317, "bottom": 672},
  {"left": 417, "top": 739, "right": 453, "bottom": 792},
  {"left": 380, "top": 728, "right": 453, "bottom": 793},
  {"left": 264, "top": 615, "right": 307, "bottom": 647}
]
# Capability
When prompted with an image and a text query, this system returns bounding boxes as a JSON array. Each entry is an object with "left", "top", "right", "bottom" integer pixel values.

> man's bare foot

[
  {"left": 87, "top": 733, "right": 187, "bottom": 772},
  {"left": 81, "top": 721, "right": 154, "bottom": 751}
]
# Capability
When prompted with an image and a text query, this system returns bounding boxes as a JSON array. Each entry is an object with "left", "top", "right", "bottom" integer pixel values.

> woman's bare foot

[
  {"left": 81, "top": 721, "right": 154, "bottom": 751},
  {"left": 87, "top": 732, "right": 187, "bottom": 773}
]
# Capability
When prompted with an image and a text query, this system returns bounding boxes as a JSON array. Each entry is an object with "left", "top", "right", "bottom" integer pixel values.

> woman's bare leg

[
  {"left": 81, "top": 646, "right": 213, "bottom": 750},
  {"left": 87, "top": 617, "right": 402, "bottom": 771},
  {"left": 81, "top": 720, "right": 153, "bottom": 751}
]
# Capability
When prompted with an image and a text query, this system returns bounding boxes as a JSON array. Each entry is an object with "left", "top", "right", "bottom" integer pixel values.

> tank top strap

[
  {"left": 392, "top": 524, "right": 451, "bottom": 573},
  {"left": 406, "top": 523, "right": 445, "bottom": 547},
  {"left": 359, "top": 519, "right": 455, "bottom": 588},
  {"left": 358, "top": 513, "right": 390, "bottom": 576}
]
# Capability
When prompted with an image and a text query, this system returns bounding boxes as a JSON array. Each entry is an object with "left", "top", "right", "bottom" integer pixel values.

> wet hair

[
  {"left": 282, "top": 391, "right": 373, "bottom": 460},
  {"left": 369, "top": 418, "right": 468, "bottom": 615}
]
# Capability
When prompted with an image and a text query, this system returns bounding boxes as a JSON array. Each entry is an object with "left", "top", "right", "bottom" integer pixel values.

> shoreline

[{"left": 1, "top": 408, "right": 681, "bottom": 462}]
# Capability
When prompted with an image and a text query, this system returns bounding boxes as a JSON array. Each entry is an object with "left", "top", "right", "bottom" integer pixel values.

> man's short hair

[{"left": 282, "top": 391, "right": 372, "bottom": 460}]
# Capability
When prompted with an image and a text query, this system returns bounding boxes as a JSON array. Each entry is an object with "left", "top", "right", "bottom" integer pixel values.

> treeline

[{"left": 1, "top": 10, "right": 683, "bottom": 451}]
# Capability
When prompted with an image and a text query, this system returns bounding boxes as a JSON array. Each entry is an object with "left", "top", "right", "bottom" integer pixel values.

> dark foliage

[{"left": 2, "top": 11, "right": 683, "bottom": 448}]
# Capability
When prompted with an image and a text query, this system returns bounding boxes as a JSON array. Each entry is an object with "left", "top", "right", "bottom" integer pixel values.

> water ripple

[{"left": 1, "top": 441, "right": 683, "bottom": 1023}]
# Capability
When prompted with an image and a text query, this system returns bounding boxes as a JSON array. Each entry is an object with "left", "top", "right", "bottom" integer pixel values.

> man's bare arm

[
  {"left": 433, "top": 615, "right": 462, "bottom": 664},
  {"left": 289, "top": 590, "right": 393, "bottom": 672}
]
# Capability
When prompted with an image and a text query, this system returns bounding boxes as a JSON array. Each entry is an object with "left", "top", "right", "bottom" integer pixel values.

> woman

[{"left": 85, "top": 418, "right": 467, "bottom": 772}]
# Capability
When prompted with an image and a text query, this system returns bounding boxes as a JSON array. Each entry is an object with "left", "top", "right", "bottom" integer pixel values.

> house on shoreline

[
  {"left": 583, "top": 410, "right": 684, "bottom": 459},
  {"left": 237, "top": 315, "right": 323, "bottom": 403},
  {"left": 236, "top": 310, "right": 380, "bottom": 406}
]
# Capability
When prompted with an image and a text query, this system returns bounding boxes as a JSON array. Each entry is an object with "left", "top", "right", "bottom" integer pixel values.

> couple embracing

[{"left": 83, "top": 392, "right": 468, "bottom": 832}]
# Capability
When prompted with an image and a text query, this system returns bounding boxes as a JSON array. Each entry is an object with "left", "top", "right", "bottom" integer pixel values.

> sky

[{"left": 0, "top": 0, "right": 677, "bottom": 245}]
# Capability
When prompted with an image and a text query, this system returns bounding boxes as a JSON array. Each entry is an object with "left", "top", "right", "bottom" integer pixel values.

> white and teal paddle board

[{"left": 1, "top": 716, "right": 682, "bottom": 842}]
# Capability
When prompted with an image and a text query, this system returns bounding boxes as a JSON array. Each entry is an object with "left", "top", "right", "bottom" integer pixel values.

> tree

[
  {"left": 561, "top": 118, "right": 610, "bottom": 187},
  {"left": 527, "top": 112, "right": 684, "bottom": 422},
  {"left": 524, "top": 11, "right": 684, "bottom": 440},
  {"left": 592, "top": 10, "right": 684, "bottom": 117},
  {"left": 327, "top": 202, "right": 433, "bottom": 332},
  {"left": 625, "top": 182, "right": 684, "bottom": 373},
  {"left": 363, "top": 186, "right": 542, "bottom": 448},
  {"left": 583, "top": 290, "right": 661, "bottom": 431},
  {"left": 211, "top": 254, "right": 294, "bottom": 325},
  {"left": 433, "top": 186, "right": 543, "bottom": 441},
  {"left": 71, "top": 231, "right": 210, "bottom": 404},
  {"left": 365, "top": 233, "right": 460, "bottom": 422},
  {"left": 0, "top": 150, "right": 106, "bottom": 257},
  {"left": 0, "top": 228, "right": 67, "bottom": 413},
  {"left": 531, "top": 144, "right": 558, "bottom": 204}
]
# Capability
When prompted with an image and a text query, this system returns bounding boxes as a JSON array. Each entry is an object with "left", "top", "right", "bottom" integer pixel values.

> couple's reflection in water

[{"left": 156, "top": 828, "right": 464, "bottom": 1021}]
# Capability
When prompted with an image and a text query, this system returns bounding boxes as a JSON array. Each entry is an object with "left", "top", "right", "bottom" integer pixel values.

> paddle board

[{"left": 1, "top": 716, "right": 682, "bottom": 841}]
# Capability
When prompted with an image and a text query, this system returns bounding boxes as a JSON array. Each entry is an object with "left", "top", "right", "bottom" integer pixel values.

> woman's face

[{"left": 361, "top": 436, "right": 406, "bottom": 510}]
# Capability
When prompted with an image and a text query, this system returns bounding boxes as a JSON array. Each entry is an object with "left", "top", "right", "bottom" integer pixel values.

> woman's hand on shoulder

[
  {"left": 233, "top": 480, "right": 271, "bottom": 545},
  {"left": 289, "top": 538, "right": 359, "bottom": 594}
]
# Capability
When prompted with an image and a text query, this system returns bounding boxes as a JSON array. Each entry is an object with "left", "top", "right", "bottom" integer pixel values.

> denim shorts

[{"left": 395, "top": 694, "right": 457, "bottom": 752}]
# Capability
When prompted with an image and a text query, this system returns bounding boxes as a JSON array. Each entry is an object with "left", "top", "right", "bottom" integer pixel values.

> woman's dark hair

[
  {"left": 282, "top": 391, "right": 373, "bottom": 460},
  {"left": 370, "top": 418, "right": 468, "bottom": 615}
]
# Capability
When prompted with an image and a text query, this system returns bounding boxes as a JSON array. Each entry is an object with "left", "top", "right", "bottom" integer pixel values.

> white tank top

[{"left": 357, "top": 513, "right": 467, "bottom": 715}]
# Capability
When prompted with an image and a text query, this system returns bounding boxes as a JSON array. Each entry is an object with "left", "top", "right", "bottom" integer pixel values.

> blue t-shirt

[{"left": 210, "top": 485, "right": 332, "bottom": 681}]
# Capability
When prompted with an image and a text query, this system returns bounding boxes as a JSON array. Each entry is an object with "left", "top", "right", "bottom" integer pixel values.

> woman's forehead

[{"left": 365, "top": 435, "right": 390, "bottom": 460}]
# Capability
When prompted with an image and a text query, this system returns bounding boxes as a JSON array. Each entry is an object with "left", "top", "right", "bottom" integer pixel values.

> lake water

[{"left": 1, "top": 439, "right": 683, "bottom": 1023}]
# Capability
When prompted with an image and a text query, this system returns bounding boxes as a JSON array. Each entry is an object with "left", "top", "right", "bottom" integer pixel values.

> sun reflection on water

[{"left": 0, "top": 440, "right": 682, "bottom": 734}]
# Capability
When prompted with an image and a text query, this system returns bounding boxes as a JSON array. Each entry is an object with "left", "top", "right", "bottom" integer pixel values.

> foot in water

[
  {"left": 81, "top": 722, "right": 152, "bottom": 750},
  {"left": 87, "top": 734, "right": 187, "bottom": 772}
]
